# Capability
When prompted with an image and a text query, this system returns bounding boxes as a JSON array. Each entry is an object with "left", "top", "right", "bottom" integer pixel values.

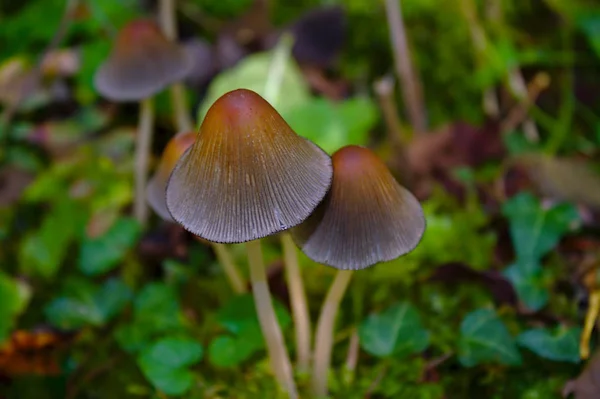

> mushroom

[
  {"left": 290, "top": 145, "right": 425, "bottom": 397},
  {"left": 165, "top": 88, "right": 333, "bottom": 398},
  {"left": 94, "top": 19, "right": 192, "bottom": 225},
  {"left": 146, "top": 131, "right": 246, "bottom": 294}
]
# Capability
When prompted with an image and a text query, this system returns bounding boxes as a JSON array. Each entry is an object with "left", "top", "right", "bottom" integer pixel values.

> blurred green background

[{"left": 1, "top": 0, "right": 600, "bottom": 398}]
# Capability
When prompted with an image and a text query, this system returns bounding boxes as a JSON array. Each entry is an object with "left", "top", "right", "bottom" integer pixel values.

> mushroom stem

[
  {"left": 311, "top": 270, "right": 353, "bottom": 397},
  {"left": 159, "top": 0, "right": 193, "bottom": 132},
  {"left": 134, "top": 97, "right": 155, "bottom": 225},
  {"left": 246, "top": 240, "right": 298, "bottom": 398},
  {"left": 212, "top": 242, "right": 247, "bottom": 294},
  {"left": 281, "top": 233, "right": 311, "bottom": 373}
]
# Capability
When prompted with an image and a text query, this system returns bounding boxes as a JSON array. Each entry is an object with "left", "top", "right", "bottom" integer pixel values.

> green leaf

[
  {"left": 503, "top": 262, "right": 549, "bottom": 311},
  {"left": 502, "top": 192, "right": 579, "bottom": 262},
  {"left": 198, "top": 51, "right": 310, "bottom": 122},
  {"left": 210, "top": 294, "right": 291, "bottom": 363},
  {"left": 458, "top": 308, "right": 522, "bottom": 367},
  {"left": 138, "top": 336, "right": 203, "bottom": 396},
  {"left": 19, "top": 200, "right": 86, "bottom": 278},
  {"left": 0, "top": 273, "right": 32, "bottom": 342},
  {"left": 45, "top": 278, "right": 132, "bottom": 329},
  {"left": 116, "top": 283, "right": 186, "bottom": 353},
  {"left": 517, "top": 326, "right": 581, "bottom": 363},
  {"left": 577, "top": 12, "right": 600, "bottom": 57},
  {"left": 359, "top": 302, "right": 430, "bottom": 358},
  {"left": 287, "top": 96, "right": 378, "bottom": 154},
  {"left": 208, "top": 335, "right": 257, "bottom": 368},
  {"left": 79, "top": 217, "right": 141, "bottom": 276}
]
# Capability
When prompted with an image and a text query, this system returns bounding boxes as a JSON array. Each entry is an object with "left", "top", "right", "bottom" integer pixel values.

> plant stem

[
  {"left": 246, "top": 240, "right": 298, "bottom": 398},
  {"left": 159, "top": 0, "right": 194, "bottom": 132},
  {"left": 212, "top": 242, "right": 247, "bottom": 294},
  {"left": 281, "top": 233, "right": 311, "bottom": 373},
  {"left": 134, "top": 97, "right": 155, "bottom": 225},
  {"left": 311, "top": 270, "right": 353, "bottom": 397},
  {"left": 384, "top": 0, "right": 427, "bottom": 134}
]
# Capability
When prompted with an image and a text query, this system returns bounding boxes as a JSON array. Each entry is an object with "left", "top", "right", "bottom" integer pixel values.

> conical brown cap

[
  {"left": 94, "top": 19, "right": 192, "bottom": 101},
  {"left": 146, "top": 131, "right": 196, "bottom": 221},
  {"left": 165, "top": 89, "right": 333, "bottom": 243},
  {"left": 291, "top": 145, "right": 425, "bottom": 270}
]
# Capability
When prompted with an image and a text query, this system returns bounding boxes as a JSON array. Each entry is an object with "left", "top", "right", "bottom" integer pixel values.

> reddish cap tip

[{"left": 165, "top": 89, "right": 333, "bottom": 243}]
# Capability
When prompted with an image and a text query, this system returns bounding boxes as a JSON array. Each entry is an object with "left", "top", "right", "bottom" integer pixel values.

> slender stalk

[
  {"left": 373, "top": 75, "right": 414, "bottom": 189},
  {"left": 263, "top": 34, "right": 311, "bottom": 373},
  {"left": 246, "top": 240, "right": 298, "bottom": 398},
  {"left": 580, "top": 290, "right": 600, "bottom": 360},
  {"left": 281, "top": 233, "right": 311, "bottom": 373},
  {"left": 212, "top": 243, "right": 247, "bottom": 294},
  {"left": 134, "top": 98, "right": 155, "bottom": 225},
  {"left": 343, "top": 327, "right": 360, "bottom": 385},
  {"left": 159, "top": 0, "right": 194, "bottom": 132},
  {"left": 384, "top": 0, "right": 427, "bottom": 134},
  {"left": 311, "top": 270, "right": 353, "bottom": 397}
]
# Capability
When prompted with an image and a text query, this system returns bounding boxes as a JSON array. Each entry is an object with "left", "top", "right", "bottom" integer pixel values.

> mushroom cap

[
  {"left": 165, "top": 89, "right": 333, "bottom": 243},
  {"left": 291, "top": 145, "right": 425, "bottom": 270},
  {"left": 94, "top": 19, "right": 192, "bottom": 101},
  {"left": 146, "top": 131, "right": 196, "bottom": 221}
]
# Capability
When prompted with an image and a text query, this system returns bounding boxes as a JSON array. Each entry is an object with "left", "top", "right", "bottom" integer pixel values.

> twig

[
  {"left": 373, "top": 75, "right": 414, "bottom": 189},
  {"left": 343, "top": 327, "right": 360, "bottom": 384},
  {"left": 383, "top": 0, "right": 427, "bottom": 134},
  {"left": 500, "top": 72, "right": 550, "bottom": 135}
]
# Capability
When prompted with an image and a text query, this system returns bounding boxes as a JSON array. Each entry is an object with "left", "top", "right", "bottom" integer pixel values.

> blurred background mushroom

[
  {"left": 291, "top": 144, "right": 425, "bottom": 397},
  {"left": 165, "top": 88, "right": 332, "bottom": 398},
  {"left": 94, "top": 19, "right": 192, "bottom": 225},
  {"left": 146, "top": 130, "right": 246, "bottom": 294}
]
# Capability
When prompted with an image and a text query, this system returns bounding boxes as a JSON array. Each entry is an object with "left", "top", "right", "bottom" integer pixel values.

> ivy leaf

[
  {"left": 503, "top": 262, "right": 549, "bottom": 311},
  {"left": 458, "top": 308, "right": 522, "bottom": 367},
  {"left": 359, "top": 302, "right": 430, "bottom": 358},
  {"left": 198, "top": 51, "right": 310, "bottom": 121},
  {"left": 206, "top": 294, "right": 290, "bottom": 367},
  {"left": 78, "top": 217, "right": 141, "bottom": 276},
  {"left": 116, "top": 283, "right": 186, "bottom": 353},
  {"left": 19, "top": 200, "right": 86, "bottom": 278},
  {"left": 45, "top": 278, "right": 132, "bottom": 329},
  {"left": 287, "top": 96, "right": 378, "bottom": 154},
  {"left": 208, "top": 335, "right": 258, "bottom": 368},
  {"left": 517, "top": 326, "right": 581, "bottom": 363},
  {"left": 138, "top": 336, "right": 203, "bottom": 396},
  {"left": 502, "top": 192, "right": 579, "bottom": 262}
]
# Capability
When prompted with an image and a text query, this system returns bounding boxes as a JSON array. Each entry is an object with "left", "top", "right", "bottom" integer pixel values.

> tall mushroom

[
  {"left": 165, "top": 89, "right": 333, "bottom": 398},
  {"left": 94, "top": 19, "right": 191, "bottom": 225},
  {"left": 146, "top": 131, "right": 246, "bottom": 294},
  {"left": 290, "top": 145, "right": 425, "bottom": 397}
]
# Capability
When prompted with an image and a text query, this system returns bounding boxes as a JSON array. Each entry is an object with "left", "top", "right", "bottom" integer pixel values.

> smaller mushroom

[
  {"left": 94, "top": 19, "right": 192, "bottom": 225},
  {"left": 146, "top": 131, "right": 246, "bottom": 294},
  {"left": 290, "top": 145, "right": 425, "bottom": 397}
]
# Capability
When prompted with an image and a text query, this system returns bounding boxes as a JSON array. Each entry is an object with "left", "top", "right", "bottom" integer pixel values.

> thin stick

[
  {"left": 384, "top": 0, "right": 427, "bottom": 134},
  {"left": 159, "top": 0, "right": 194, "bottom": 132},
  {"left": 212, "top": 242, "right": 247, "bottom": 294},
  {"left": 246, "top": 240, "right": 298, "bottom": 398},
  {"left": 373, "top": 75, "right": 414, "bottom": 189},
  {"left": 311, "top": 270, "right": 353, "bottom": 397},
  {"left": 343, "top": 327, "right": 360, "bottom": 384},
  {"left": 580, "top": 290, "right": 600, "bottom": 360},
  {"left": 281, "top": 233, "right": 311, "bottom": 373},
  {"left": 134, "top": 98, "right": 155, "bottom": 225}
]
